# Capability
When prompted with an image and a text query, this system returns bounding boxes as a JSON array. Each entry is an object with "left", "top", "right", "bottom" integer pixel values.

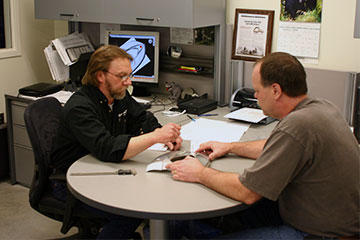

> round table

[{"left": 67, "top": 151, "right": 255, "bottom": 239}]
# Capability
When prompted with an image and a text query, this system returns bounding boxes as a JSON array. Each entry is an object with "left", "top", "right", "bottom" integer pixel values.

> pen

[
  {"left": 70, "top": 169, "right": 137, "bottom": 176},
  {"left": 197, "top": 113, "right": 219, "bottom": 117},
  {"left": 187, "top": 115, "right": 196, "bottom": 122}
]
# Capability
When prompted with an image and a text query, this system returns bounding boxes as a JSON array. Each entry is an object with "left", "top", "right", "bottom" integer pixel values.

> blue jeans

[
  {"left": 163, "top": 199, "right": 284, "bottom": 239},
  {"left": 217, "top": 224, "right": 308, "bottom": 239},
  {"left": 50, "top": 180, "right": 141, "bottom": 239}
]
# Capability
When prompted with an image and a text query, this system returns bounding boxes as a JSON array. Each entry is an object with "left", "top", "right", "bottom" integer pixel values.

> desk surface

[
  {"left": 67, "top": 110, "right": 276, "bottom": 220},
  {"left": 68, "top": 153, "right": 254, "bottom": 220}
]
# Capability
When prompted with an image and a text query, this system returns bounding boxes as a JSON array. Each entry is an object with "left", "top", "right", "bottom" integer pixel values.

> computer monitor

[{"left": 105, "top": 30, "right": 160, "bottom": 96}]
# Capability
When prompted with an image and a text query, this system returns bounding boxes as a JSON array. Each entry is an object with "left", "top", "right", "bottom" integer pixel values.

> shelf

[{"left": 159, "top": 55, "right": 214, "bottom": 77}]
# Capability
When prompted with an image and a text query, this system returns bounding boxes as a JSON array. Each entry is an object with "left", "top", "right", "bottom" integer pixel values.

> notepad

[{"left": 224, "top": 107, "right": 268, "bottom": 123}]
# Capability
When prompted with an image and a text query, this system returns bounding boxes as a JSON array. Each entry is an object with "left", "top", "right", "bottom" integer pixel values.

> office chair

[{"left": 24, "top": 97, "right": 105, "bottom": 238}]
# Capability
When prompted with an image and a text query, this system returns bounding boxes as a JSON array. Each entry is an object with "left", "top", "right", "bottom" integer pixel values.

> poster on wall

[
  {"left": 232, "top": 9, "right": 274, "bottom": 61},
  {"left": 277, "top": 0, "right": 323, "bottom": 59}
]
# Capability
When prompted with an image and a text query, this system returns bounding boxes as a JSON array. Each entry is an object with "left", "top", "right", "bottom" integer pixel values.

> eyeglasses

[{"left": 104, "top": 70, "right": 133, "bottom": 82}]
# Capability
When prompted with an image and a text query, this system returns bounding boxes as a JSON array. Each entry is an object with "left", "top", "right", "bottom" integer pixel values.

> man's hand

[
  {"left": 195, "top": 141, "right": 231, "bottom": 161},
  {"left": 123, "top": 123, "right": 181, "bottom": 160},
  {"left": 165, "top": 156, "right": 205, "bottom": 183},
  {"left": 153, "top": 123, "right": 181, "bottom": 144},
  {"left": 165, "top": 136, "right": 182, "bottom": 151}
]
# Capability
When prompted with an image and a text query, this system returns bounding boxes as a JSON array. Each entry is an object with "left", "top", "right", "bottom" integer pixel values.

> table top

[
  {"left": 68, "top": 152, "right": 255, "bottom": 220},
  {"left": 67, "top": 107, "right": 277, "bottom": 220}
]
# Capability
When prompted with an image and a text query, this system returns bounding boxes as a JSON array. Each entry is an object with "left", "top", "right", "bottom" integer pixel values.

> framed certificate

[{"left": 232, "top": 9, "right": 274, "bottom": 61}]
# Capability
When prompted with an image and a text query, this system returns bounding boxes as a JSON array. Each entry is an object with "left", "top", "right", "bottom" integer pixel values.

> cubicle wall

[
  {"left": 354, "top": 74, "right": 360, "bottom": 142},
  {"left": 229, "top": 61, "right": 359, "bottom": 125}
]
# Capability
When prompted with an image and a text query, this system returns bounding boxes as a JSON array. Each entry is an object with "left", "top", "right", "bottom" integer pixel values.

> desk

[{"left": 67, "top": 113, "right": 276, "bottom": 239}]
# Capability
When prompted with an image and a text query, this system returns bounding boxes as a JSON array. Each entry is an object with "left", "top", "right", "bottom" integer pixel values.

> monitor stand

[{"left": 132, "top": 86, "right": 151, "bottom": 97}]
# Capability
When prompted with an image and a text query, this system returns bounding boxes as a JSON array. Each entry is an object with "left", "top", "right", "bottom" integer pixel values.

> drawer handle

[
  {"left": 59, "top": 13, "right": 74, "bottom": 17},
  {"left": 136, "top": 17, "right": 155, "bottom": 22}
]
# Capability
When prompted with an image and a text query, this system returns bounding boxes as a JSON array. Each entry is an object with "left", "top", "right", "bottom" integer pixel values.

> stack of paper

[
  {"left": 52, "top": 32, "right": 95, "bottom": 66},
  {"left": 224, "top": 108, "right": 268, "bottom": 123},
  {"left": 19, "top": 90, "right": 74, "bottom": 104},
  {"left": 44, "top": 44, "right": 69, "bottom": 83},
  {"left": 44, "top": 32, "right": 95, "bottom": 83}
]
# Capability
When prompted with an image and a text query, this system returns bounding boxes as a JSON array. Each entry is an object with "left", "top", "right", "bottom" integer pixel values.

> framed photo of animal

[{"left": 232, "top": 9, "right": 274, "bottom": 61}]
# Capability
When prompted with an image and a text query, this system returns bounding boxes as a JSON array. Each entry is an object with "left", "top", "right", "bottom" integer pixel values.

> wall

[
  {"left": 227, "top": 0, "right": 360, "bottom": 72},
  {"left": 1, "top": 1, "right": 359, "bottom": 115},
  {"left": 0, "top": 0, "right": 54, "bottom": 115}
]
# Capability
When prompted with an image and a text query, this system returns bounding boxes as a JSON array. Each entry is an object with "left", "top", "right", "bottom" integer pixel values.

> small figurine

[{"left": 165, "top": 81, "right": 182, "bottom": 101}]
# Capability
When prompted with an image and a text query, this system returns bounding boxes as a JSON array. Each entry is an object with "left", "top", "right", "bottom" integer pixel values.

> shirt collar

[
  {"left": 293, "top": 97, "right": 312, "bottom": 112},
  {"left": 81, "top": 84, "right": 129, "bottom": 108},
  {"left": 81, "top": 85, "right": 109, "bottom": 106}
]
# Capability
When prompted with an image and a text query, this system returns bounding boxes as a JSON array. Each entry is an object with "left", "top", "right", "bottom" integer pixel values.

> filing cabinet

[
  {"left": 5, "top": 95, "right": 34, "bottom": 187},
  {"left": 0, "top": 123, "right": 9, "bottom": 179}
]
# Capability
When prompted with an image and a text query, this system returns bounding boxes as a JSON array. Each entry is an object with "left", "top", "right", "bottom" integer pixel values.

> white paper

[
  {"left": 180, "top": 118, "right": 250, "bottom": 152},
  {"left": 46, "top": 90, "right": 74, "bottom": 104},
  {"left": 146, "top": 160, "right": 169, "bottom": 172},
  {"left": 148, "top": 143, "right": 168, "bottom": 151},
  {"left": 224, "top": 107, "right": 267, "bottom": 123},
  {"left": 277, "top": 22, "right": 320, "bottom": 58},
  {"left": 132, "top": 96, "right": 150, "bottom": 104},
  {"left": 44, "top": 44, "right": 69, "bottom": 82},
  {"left": 52, "top": 32, "right": 95, "bottom": 66},
  {"left": 18, "top": 90, "right": 74, "bottom": 104}
]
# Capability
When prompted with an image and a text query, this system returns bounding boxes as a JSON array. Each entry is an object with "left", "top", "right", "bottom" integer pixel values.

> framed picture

[{"left": 232, "top": 9, "right": 274, "bottom": 61}]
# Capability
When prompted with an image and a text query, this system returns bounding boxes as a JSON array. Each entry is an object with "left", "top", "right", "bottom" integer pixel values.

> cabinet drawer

[
  {"left": 13, "top": 125, "right": 32, "bottom": 148},
  {"left": 14, "top": 145, "right": 34, "bottom": 187},
  {"left": 103, "top": 0, "right": 194, "bottom": 27},
  {"left": 35, "top": 0, "right": 104, "bottom": 22},
  {"left": 35, "top": 0, "right": 224, "bottom": 28},
  {"left": 11, "top": 102, "right": 28, "bottom": 126}
]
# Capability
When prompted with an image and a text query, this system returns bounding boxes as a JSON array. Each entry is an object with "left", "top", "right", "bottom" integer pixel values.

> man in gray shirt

[{"left": 166, "top": 52, "right": 360, "bottom": 239}]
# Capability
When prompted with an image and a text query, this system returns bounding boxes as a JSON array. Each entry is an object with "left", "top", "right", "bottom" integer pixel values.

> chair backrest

[{"left": 24, "top": 97, "right": 62, "bottom": 209}]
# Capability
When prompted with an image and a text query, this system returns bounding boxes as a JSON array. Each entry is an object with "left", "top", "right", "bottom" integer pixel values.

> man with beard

[{"left": 51, "top": 45, "right": 182, "bottom": 238}]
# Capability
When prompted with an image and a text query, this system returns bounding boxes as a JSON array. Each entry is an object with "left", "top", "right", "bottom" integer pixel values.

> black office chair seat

[{"left": 24, "top": 97, "right": 106, "bottom": 238}]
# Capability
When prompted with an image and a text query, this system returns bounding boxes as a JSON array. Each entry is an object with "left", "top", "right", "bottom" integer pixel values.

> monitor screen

[{"left": 105, "top": 30, "right": 159, "bottom": 86}]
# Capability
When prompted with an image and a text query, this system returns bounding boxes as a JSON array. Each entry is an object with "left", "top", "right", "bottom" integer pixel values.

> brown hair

[
  {"left": 81, "top": 45, "right": 133, "bottom": 87},
  {"left": 256, "top": 52, "right": 307, "bottom": 97}
]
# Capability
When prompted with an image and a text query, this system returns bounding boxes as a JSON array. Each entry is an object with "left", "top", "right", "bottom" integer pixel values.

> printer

[{"left": 229, "top": 88, "right": 259, "bottom": 111}]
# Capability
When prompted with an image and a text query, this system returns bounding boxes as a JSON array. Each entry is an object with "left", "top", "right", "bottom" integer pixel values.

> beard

[
  {"left": 111, "top": 90, "right": 126, "bottom": 100},
  {"left": 106, "top": 80, "right": 127, "bottom": 100}
]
